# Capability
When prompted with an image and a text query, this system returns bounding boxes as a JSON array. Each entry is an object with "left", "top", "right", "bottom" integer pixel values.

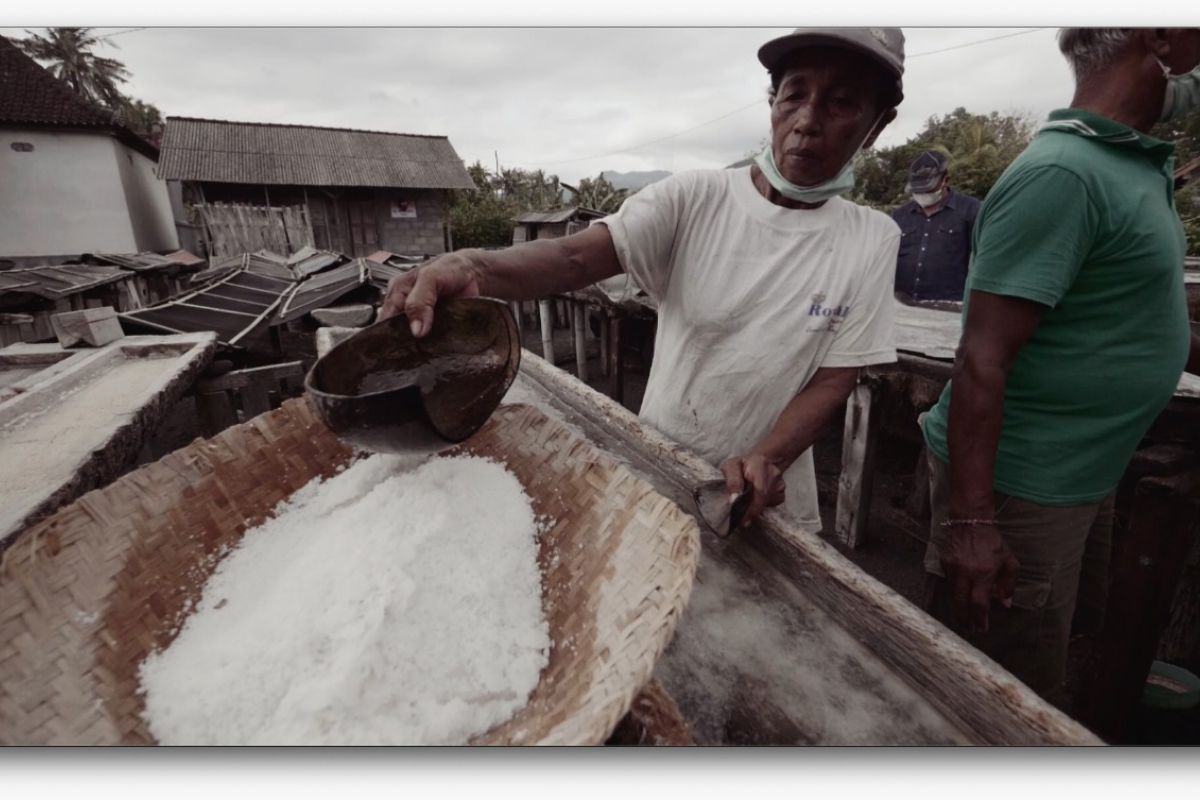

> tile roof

[
  {"left": 0, "top": 36, "right": 156, "bottom": 158},
  {"left": 158, "top": 117, "right": 476, "bottom": 189}
]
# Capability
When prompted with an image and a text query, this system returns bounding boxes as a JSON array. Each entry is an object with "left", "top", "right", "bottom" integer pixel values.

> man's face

[{"left": 769, "top": 47, "right": 891, "bottom": 187}]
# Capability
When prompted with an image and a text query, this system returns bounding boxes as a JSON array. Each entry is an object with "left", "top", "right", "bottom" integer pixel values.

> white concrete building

[{"left": 0, "top": 36, "right": 177, "bottom": 267}]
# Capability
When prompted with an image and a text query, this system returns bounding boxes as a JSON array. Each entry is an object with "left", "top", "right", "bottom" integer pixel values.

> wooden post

[
  {"left": 240, "top": 383, "right": 272, "bottom": 420},
  {"left": 608, "top": 312, "right": 624, "bottom": 405},
  {"left": 538, "top": 299, "right": 555, "bottom": 365},
  {"left": 835, "top": 380, "right": 880, "bottom": 549},
  {"left": 195, "top": 182, "right": 215, "bottom": 259},
  {"left": 1078, "top": 469, "right": 1200, "bottom": 741},
  {"left": 195, "top": 390, "right": 236, "bottom": 436},
  {"left": 906, "top": 445, "right": 932, "bottom": 521},
  {"left": 573, "top": 301, "right": 588, "bottom": 383},
  {"left": 598, "top": 314, "right": 610, "bottom": 376},
  {"left": 509, "top": 301, "right": 524, "bottom": 344}
]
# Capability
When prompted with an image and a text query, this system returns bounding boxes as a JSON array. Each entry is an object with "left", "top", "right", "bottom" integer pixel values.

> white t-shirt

[{"left": 599, "top": 167, "right": 900, "bottom": 532}]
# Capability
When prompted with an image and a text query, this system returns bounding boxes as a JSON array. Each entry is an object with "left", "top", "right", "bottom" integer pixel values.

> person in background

[
  {"left": 891, "top": 150, "right": 980, "bottom": 304},
  {"left": 382, "top": 28, "right": 908, "bottom": 533},
  {"left": 920, "top": 27, "right": 1200, "bottom": 705}
]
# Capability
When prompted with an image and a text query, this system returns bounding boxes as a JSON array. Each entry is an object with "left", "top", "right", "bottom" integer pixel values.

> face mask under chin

[
  {"left": 912, "top": 189, "right": 944, "bottom": 208},
  {"left": 755, "top": 112, "right": 886, "bottom": 204}
]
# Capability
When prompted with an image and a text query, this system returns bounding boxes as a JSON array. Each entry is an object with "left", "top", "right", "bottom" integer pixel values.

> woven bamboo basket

[{"left": 0, "top": 398, "right": 701, "bottom": 745}]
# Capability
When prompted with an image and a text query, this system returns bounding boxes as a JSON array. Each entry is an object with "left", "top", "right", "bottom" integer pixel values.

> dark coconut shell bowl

[{"left": 305, "top": 297, "right": 521, "bottom": 454}]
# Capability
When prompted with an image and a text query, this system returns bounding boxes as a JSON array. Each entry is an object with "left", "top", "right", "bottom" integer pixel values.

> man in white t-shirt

[{"left": 382, "top": 28, "right": 906, "bottom": 532}]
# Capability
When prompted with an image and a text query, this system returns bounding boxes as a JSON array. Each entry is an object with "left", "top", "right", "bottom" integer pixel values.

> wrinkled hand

[
  {"left": 719, "top": 454, "right": 786, "bottom": 529},
  {"left": 940, "top": 523, "right": 1019, "bottom": 634},
  {"left": 378, "top": 251, "right": 483, "bottom": 337}
]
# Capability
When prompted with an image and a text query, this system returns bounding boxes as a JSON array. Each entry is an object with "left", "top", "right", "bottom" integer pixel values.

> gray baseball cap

[
  {"left": 757, "top": 27, "right": 905, "bottom": 107},
  {"left": 907, "top": 150, "right": 950, "bottom": 193}
]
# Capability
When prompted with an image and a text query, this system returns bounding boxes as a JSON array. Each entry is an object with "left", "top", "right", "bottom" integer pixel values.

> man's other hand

[
  {"left": 719, "top": 454, "right": 786, "bottom": 529},
  {"left": 940, "top": 522, "right": 1019, "bottom": 634}
]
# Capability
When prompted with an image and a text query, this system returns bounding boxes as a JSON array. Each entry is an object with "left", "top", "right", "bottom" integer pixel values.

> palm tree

[
  {"left": 16, "top": 27, "right": 130, "bottom": 110},
  {"left": 562, "top": 174, "right": 630, "bottom": 214}
]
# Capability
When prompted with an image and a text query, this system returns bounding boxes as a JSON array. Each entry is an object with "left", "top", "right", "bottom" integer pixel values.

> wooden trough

[
  {"left": 0, "top": 334, "right": 216, "bottom": 547},
  {"left": 508, "top": 353, "right": 1103, "bottom": 745}
]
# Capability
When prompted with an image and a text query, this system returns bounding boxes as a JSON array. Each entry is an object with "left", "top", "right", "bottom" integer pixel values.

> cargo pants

[{"left": 922, "top": 452, "right": 1115, "bottom": 707}]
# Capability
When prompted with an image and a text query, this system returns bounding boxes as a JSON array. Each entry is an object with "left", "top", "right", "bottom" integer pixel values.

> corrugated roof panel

[
  {"left": 0, "top": 265, "right": 130, "bottom": 299},
  {"left": 512, "top": 207, "right": 605, "bottom": 224},
  {"left": 120, "top": 268, "right": 291, "bottom": 346},
  {"left": 274, "top": 260, "right": 367, "bottom": 324},
  {"left": 159, "top": 117, "right": 475, "bottom": 189},
  {"left": 228, "top": 271, "right": 294, "bottom": 293}
]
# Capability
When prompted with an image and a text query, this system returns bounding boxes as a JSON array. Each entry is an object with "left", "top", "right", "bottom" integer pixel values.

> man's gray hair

[{"left": 1057, "top": 28, "right": 1136, "bottom": 79}]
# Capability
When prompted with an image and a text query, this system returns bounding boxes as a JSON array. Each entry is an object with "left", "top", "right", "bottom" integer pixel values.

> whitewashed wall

[
  {"left": 112, "top": 139, "right": 178, "bottom": 252},
  {"left": 0, "top": 128, "right": 177, "bottom": 260}
]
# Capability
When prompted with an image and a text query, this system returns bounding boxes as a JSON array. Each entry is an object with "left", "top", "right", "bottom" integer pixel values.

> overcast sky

[{"left": 1, "top": 26, "right": 1077, "bottom": 184}]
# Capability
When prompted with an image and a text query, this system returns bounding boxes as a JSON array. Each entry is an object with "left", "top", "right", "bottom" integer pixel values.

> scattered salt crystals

[
  {"left": 655, "top": 549, "right": 963, "bottom": 745},
  {"left": 138, "top": 454, "right": 550, "bottom": 745}
]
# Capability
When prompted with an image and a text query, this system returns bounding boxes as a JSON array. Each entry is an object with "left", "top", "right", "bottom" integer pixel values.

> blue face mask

[
  {"left": 753, "top": 113, "right": 884, "bottom": 204},
  {"left": 1158, "top": 57, "right": 1200, "bottom": 122}
]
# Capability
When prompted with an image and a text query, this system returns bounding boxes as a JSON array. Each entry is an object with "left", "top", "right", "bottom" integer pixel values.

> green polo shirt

[{"left": 922, "top": 109, "right": 1190, "bottom": 506}]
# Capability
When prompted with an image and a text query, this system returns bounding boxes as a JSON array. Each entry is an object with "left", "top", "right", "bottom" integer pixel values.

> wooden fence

[{"left": 195, "top": 203, "right": 314, "bottom": 258}]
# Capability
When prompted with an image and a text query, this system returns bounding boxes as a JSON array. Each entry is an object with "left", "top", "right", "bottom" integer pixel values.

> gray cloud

[{"left": 2, "top": 26, "right": 1074, "bottom": 183}]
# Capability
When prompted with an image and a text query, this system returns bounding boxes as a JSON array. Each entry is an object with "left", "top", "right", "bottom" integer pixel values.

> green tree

[
  {"left": 562, "top": 173, "right": 629, "bottom": 214},
  {"left": 18, "top": 27, "right": 165, "bottom": 145},
  {"left": 1152, "top": 108, "right": 1200, "bottom": 256},
  {"left": 448, "top": 162, "right": 517, "bottom": 249},
  {"left": 855, "top": 107, "right": 1037, "bottom": 210},
  {"left": 114, "top": 97, "right": 163, "bottom": 140},
  {"left": 496, "top": 168, "right": 563, "bottom": 211},
  {"left": 16, "top": 27, "right": 130, "bottom": 109}
]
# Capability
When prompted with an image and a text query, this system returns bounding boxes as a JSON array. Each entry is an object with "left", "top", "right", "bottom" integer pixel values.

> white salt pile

[{"left": 138, "top": 454, "right": 550, "bottom": 745}]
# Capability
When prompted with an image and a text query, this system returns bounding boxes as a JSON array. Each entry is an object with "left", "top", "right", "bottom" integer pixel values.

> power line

[
  {"left": 520, "top": 27, "right": 1051, "bottom": 168},
  {"left": 907, "top": 27, "right": 1044, "bottom": 59},
  {"left": 97, "top": 27, "right": 147, "bottom": 41}
]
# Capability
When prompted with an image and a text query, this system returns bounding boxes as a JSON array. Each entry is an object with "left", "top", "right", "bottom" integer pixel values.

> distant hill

[{"left": 601, "top": 170, "right": 671, "bottom": 191}]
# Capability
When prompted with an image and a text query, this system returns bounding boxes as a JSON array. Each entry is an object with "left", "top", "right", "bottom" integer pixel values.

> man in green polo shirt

[{"left": 920, "top": 27, "right": 1200, "bottom": 703}]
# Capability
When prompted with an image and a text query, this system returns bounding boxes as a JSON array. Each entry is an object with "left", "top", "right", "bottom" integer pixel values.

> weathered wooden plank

[
  {"left": 835, "top": 381, "right": 880, "bottom": 549},
  {"left": 514, "top": 352, "right": 1099, "bottom": 745},
  {"left": 51, "top": 307, "right": 123, "bottom": 348},
  {"left": 197, "top": 361, "right": 304, "bottom": 393}
]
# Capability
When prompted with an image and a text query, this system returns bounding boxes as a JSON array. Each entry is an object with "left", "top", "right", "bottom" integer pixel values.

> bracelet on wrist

[{"left": 940, "top": 518, "right": 999, "bottom": 528}]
